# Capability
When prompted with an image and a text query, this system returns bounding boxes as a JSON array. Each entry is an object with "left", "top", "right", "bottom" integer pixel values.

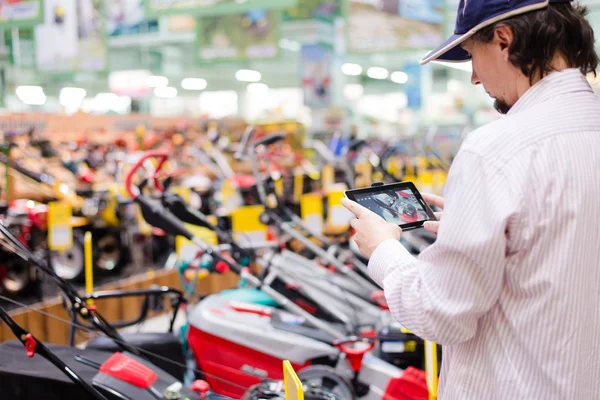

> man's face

[{"left": 461, "top": 33, "right": 519, "bottom": 114}]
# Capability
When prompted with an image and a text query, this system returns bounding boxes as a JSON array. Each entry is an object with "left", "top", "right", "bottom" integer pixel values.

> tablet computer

[{"left": 344, "top": 182, "right": 437, "bottom": 231}]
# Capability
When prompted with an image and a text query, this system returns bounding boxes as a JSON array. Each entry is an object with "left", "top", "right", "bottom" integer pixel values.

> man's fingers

[
  {"left": 341, "top": 198, "right": 371, "bottom": 218},
  {"left": 350, "top": 218, "right": 358, "bottom": 229},
  {"left": 422, "top": 193, "right": 445, "bottom": 210},
  {"left": 434, "top": 212, "right": 442, "bottom": 220},
  {"left": 423, "top": 221, "right": 439, "bottom": 234},
  {"left": 341, "top": 198, "right": 358, "bottom": 216}
]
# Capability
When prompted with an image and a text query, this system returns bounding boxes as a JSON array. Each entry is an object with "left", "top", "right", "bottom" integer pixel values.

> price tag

[
  {"left": 274, "top": 177, "right": 284, "bottom": 198},
  {"left": 301, "top": 193, "right": 323, "bottom": 234},
  {"left": 176, "top": 224, "right": 219, "bottom": 262},
  {"left": 172, "top": 186, "right": 192, "bottom": 204},
  {"left": 425, "top": 340, "right": 439, "bottom": 400},
  {"left": 134, "top": 204, "right": 153, "bottom": 236},
  {"left": 47, "top": 202, "right": 73, "bottom": 251},
  {"left": 283, "top": 360, "right": 304, "bottom": 400},
  {"left": 321, "top": 165, "right": 335, "bottom": 191},
  {"left": 221, "top": 179, "right": 245, "bottom": 213},
  {"left": 327, "top": 192, "right": 353, "bottom": 229},
  {"left": 387, "top": 156, "right": 402, "bottom": 178},
  {"left": 417, "top": 170, "right": 434, "bottom": 194},
  {"left": 231, "top": 205, "right": 267, "bottom": 247},
  {"left": 293, "top": 171, "right": 304, "bottom": 203},
  {"left": 354, "top": 161, "right": 372, "bottom": 188}
]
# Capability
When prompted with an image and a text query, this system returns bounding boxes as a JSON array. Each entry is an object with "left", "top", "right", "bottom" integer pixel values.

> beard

[{"left": 494, "top": 99, "right": 512, "bottom": 115}]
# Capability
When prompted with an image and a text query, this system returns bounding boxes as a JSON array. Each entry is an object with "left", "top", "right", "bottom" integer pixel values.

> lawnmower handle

[
  {"left": 125, "top": 150, "right": 168, "bottom": 198},
  {"left": 346, "top": 138, "right": 367, "bottom": 153},
  {"left": 253, "top": 133, "right": 286, "bottom": 149}
]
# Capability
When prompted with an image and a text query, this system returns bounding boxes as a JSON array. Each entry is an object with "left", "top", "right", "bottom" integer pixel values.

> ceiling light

[
  {"left": 391, "top": 71, "right": 408, "bottom": 84},
  {"left": 247, "top": 83, "right": 269, "bottom": 93},
  {"left": 146, "top": 75, "right": 169, "bottom": 88},
  {"left": 16, "top": 85, "right": 46, "bottom": 106},
  {"left": 154, "top": 86, "right": 178, "bottom": 98},
  {"left": 181, "top": 78, "right": 207, "bottom": 90},
  {"left": 344, "top": 84, "right": 364, "bottom": 100},
  {"left": 235, "top": 69, "right": 261, "bottom": 82},
  {"left": 59, "top": 87, "right": 87, "bottom": 109},
  {"left": 342, "top": 63, "right": 362, "bottom": 76},
  {"left": 367, "top": 67, "right": 389, "bottom": 80}
]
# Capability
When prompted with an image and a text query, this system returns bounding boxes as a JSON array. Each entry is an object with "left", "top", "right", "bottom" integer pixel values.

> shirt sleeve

[{"left": 368, "top": 150, "right": 518, "bottom": 345}]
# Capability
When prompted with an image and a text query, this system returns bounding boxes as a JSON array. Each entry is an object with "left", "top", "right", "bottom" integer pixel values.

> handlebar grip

[
  {"left": 135, "top": 195, "right": 193, "bottom": 240},
  {"left": 125, "top": 151, "right": 168, "bottom": 198},
  {"left": 346, "top": 139, "right": 367, "bottom": 153},
  {"left": 253, "top": 133, "right": 286, "bottom": 148}
]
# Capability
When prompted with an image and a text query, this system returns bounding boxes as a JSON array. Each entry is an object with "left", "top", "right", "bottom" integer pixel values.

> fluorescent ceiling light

[
  {"left": 236, "top": 69, "right": 261, "bottom": 82},
  {"left": 344, "top": 84, "right": 364, "bottom": 100},
  {"left": 391, "top": 71, "right": 408, "bottom": 84},
  {"left": 181, "top": 78, "right": 207, "bottom": 90},
  {"left": 94, "top": 92, "right": 119, "bottom": 103},
  {"left": 342, "top": 63, "right": 362, "bottom": 76},
  {"left": 154, "top": 86, "right": 178, "bottom": 98},
  {"left": 59, "top": 87, "right": 87, "bottom": 108},
  {"left": 247, "top": 83, "right": 269, "bottom": 93},
  {"left": 16, "top": 85, "right": 46, "bottom": 106},
  {"left": 367, "top": 67, "right": 389, "bottom": 80},
  {"left": 146, "top": 75, "right": 169, "bottom": 88},
  {"left": 433, "top": 61, "right": 473, "bottom": 72}
]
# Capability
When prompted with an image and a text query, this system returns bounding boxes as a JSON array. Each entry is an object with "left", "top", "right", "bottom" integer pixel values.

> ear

[{"left": 494, "top": 24, "right": 514, "bottom": 58}]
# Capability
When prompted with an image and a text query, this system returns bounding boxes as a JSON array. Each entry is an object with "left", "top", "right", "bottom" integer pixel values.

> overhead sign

[
  {"left": 0, "top": 0, "right": 43, "bottom": 29},
  {"left": 347, "top": 0, "right": 443, "bottom": 53},
  {"left": 106, "top": 0, "right": 158, "bottom": 37},
  {"left": 300, "top": 44, "right": 332, "bottom": 109},
  {"left": 35, "top": 0, "right": 107, "bottom": 73},
  {"left": 144, "top": 0, "right": 296, "bottom": 18},
  {"left": 196, "top": 10, "right": 280, "bottom": 63},
  {"left": 283, "top": 0, "right": 340, "bottom": 22}
]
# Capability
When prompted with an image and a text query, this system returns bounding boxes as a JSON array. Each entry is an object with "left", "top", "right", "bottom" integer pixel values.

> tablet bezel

[{"left": 344, "top": 181, "right": 437, "bottom": 231}]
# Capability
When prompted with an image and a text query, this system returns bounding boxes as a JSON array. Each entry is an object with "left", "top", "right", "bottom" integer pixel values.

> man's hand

[
  {"left": 341, "top": 198, "right": 402, "bottom": 259},
  {"left": 422, "top": 193, "right": 444, "bottom": 236}
]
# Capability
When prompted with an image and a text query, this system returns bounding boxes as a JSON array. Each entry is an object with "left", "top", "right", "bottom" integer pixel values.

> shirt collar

[{"left": 508, "top": 68, "right": 593, "bottom": 115}]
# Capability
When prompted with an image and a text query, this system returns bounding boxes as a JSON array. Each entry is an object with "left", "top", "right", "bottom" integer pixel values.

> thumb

[
  {"left": 341, "top": 197, "right": 363, "bottom": 218},
  {"left": 423, "top": 221, "right": 439, "bottom": 234}
]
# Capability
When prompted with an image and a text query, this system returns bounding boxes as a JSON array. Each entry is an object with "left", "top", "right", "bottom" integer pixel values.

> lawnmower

[{"left": 124, "top": 149, "right": 429, "bottom": 400}]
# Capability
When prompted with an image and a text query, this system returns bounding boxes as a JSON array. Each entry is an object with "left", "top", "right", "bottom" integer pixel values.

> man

[{"left": 342, "top": 0, "right": 600, "bottom": 399}]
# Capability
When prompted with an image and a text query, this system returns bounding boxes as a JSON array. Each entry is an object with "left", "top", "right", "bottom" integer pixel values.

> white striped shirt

[{"left": 369, "top": 69, "right": 600, "bottom": 399}]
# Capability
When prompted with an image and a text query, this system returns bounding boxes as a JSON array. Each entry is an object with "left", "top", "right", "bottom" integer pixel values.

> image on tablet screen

[{"left": 353, "top": 188, "right": 429, "bottom": 225}]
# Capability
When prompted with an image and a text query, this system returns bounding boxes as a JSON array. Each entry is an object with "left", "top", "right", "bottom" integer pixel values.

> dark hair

[{"left": 472, "top": 3, "right": 599, "bottom": 84}]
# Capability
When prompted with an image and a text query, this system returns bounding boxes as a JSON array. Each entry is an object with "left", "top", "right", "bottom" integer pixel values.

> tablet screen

[{"left": 353, "top": 187, "right": 430, "bottom": 225}]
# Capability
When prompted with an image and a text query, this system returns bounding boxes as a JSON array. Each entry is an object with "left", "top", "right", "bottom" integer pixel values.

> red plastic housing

[
  {"left": 188, "top": 326, "right": 310, "bottom": 399},
  {"left": 99, "top": 352, "right": 158, "bottom": 389}
]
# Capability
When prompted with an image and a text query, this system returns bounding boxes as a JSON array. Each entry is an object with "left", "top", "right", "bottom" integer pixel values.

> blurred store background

[{"left": 2, "top": 0, "right": 598, "bottom": 140}]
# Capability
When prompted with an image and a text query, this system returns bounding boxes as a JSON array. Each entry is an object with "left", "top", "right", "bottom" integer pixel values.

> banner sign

[
  {"left": 283, "top": 0, "right": 340, "bottom": 22},
  {"left": 144, "top": 0, "right": 296, "bottom": 18},
  {"left": 106, "top": 0, "right": 158, "bottom": 37},
  {"left": 196, "top": 10, "right": 280, "bottom": 62},
  {"left": 347, "top": 0, "right": 443, "bottom": 53},
  {"left": 0, "top": 0, "right": 43, "bottom": 29},
  {"left": 35, "top": 0, "right": 107, "bottom": 73}
]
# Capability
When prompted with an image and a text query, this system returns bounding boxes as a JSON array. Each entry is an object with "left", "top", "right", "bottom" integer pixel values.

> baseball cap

[{"left": 420, "top": 0, "right": 574, "bottom": 65}]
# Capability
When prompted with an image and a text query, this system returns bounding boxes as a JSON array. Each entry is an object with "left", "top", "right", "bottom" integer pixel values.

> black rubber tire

[
  {"left": 93, "top": 230, "right": 127, "bottom": 275},
  {"left": 49, "top": 230, "right": 85, "bottom": 281},
  {"left": 297, "top": 365, "right": 355, "bottom": 400},
  {"left": 1, "top": 258, "right": 40, "bottom": 296}
]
